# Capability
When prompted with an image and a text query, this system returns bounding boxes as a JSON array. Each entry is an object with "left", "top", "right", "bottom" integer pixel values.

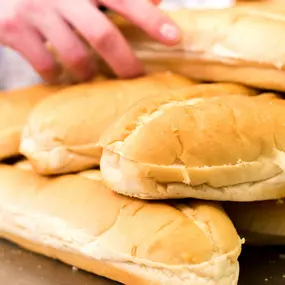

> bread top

[
  {"left": 100, "top": 83, "right": 259, "bottom": 166},
  {"left": 103, "top": 95, "right": 273, "bottom": 167},
  {"left": 100, "top": 82, "right": 256, "bottom": 151},
  {"left": 111, "top": 3, "right": 285, "bottom": 72},
  {"left": 20, "top": 72, "right": 195, "bottom": 174},
  {"left": 99, "top": 84, "right": 285, "bottom": 192},
  {"left": 0, "top": 164, "right": 241, "bottom": 268}
]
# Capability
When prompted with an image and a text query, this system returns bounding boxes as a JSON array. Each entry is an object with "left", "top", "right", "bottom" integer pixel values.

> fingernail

[{"left": 160, "top": 23, "right": 181, "bottom": 42}]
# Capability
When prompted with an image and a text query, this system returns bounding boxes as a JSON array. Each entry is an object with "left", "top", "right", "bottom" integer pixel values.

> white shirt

[
  {"left": 160, "top": 0, "right": 234, "bottom": 9},
  {"left": 0, "top": 46, "right": 42, "bottom": 91}
]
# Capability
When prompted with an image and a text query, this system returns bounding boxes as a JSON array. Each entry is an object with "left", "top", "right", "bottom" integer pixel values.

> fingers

[
  {"left": 59, "top": 0, "right": 144, "bottom": 78},
  {"left": 150, "top": 0, "right": 162, "bottom": 5},
  {"left": 0, "top": 18, "right": 60, "bottom": 82},
  {"left": 2, "top": 0, "right": 164, "bottom": 80},
  {"left": 18, "top": 6, "right": 94, "bottom": 82},
  {"left": 100, "top": 0, "right": 181, "bottom": 45}
]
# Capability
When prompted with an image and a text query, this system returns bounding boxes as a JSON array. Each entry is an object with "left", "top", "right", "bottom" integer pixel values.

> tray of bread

[{"left": 1, "top": 2, "right": 285, "bottom": 285}]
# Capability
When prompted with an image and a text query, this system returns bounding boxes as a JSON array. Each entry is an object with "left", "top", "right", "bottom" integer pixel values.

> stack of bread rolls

[{"left": 1, "top": 2, "right": 285, "bottom": 285}]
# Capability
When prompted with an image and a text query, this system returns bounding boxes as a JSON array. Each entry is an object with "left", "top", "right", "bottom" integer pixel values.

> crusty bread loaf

[
  {"left": 0, "top": 84, "right": 61, "bottom": 160},
  {"left": 99, "top": 84, "right": 285, "bottom": 201},
  {"left": 224, "top": 199, "right": 285, "bottom": 245},
  {"left": 20, "top": 72, "right": 195, "bottom": 175},
  {"left": 110, "top": 3, "right": 285, "bottom": 91},
  {"left": 0, "top": 165, "right": 242, "bottom": 285}
]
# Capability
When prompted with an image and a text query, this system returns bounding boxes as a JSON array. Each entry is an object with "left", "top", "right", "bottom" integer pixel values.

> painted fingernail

[{"left": 160, "top": 23, "right": 181, "bottom": 42}]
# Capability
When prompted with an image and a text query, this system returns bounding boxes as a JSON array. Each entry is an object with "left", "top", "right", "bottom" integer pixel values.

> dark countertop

[{"left": 0, "top": 239, "right": 284, "bottom": 285}]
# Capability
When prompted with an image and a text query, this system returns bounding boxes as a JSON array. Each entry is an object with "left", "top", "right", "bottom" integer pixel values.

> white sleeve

[
  {"left": 0, "top": 46, "right": 42, "bottom": 91},
  {"left": 159, "top": 0, "right": 235, "bottom": 10}
]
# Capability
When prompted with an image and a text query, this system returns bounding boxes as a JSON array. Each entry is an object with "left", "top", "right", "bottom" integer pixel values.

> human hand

[{"left": 0, "top": 0, "right": 181, "bottom": 83}]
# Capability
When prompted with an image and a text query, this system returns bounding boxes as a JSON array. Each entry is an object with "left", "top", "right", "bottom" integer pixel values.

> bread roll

[
  {"left": 99, "top": 85, "right": 285, "bottom": 201},
  {"left": 224, "top": 199, "right": 285, "bottom": 245},
  {"left": 0, "top": 165, "right": 242, "bottom": 285},
  {"left": 110, "top": 3, "right": 285, "bottom": 91},
  {"left": 20, "top": 72, "right": 195, "bottom": 175},
  {"left": 0, "top": 84, "right": 61, "bottom": 160}
]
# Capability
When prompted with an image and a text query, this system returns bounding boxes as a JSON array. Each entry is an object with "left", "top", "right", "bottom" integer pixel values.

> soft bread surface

[
  {"left": 0, "top": 165, "right": 241, "bottom": 285},
  {"left": 224, "top": 199, "right": 285, "bottom": 245},
  {"left": 0, "top": 84, "right": 61, "bottom": 160},
  {"left": 14, "top": 160, "right": 34, "bottom": 171},
  {"left": 99, "top": 85, "right": 285, "bottom": 201},
  {"left": 20, "top": 72, "right": 194, "bottom": 175},
  {"left": 79, "top": 169, "right": 102, "bottom": 180},
  {"left": 110, "top": 3, "right": 285, "bottom": 91}
]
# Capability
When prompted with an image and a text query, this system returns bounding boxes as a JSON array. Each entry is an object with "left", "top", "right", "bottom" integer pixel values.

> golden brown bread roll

[
  {"left": 20, "top": 72, "right": 195, "bottom": 175},
  {"left": 224, "top": 199, "right": 285, "bottom": 245},
  {"left": 0, "top": 165, "right": 242, "bottom": 285},
  {"left": 99, "top": 85, "right": 285, "bottom": 202},
  {"left": 0, "top": 84, "right": 61, "bottom": 161},
  {"left": 109, "top": 3, "right": 285, "bottom": 91}
]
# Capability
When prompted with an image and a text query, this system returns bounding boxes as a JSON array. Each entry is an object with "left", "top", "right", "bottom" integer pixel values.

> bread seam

[
  {"left": 101, "top": 149, "right": 285, "bottom": 201},
  {"left": 173, "top": 204, "right": 221, "bottom": 256},
  {"left": 20, "top": 137, "right": 101, "bottom": 173}
]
